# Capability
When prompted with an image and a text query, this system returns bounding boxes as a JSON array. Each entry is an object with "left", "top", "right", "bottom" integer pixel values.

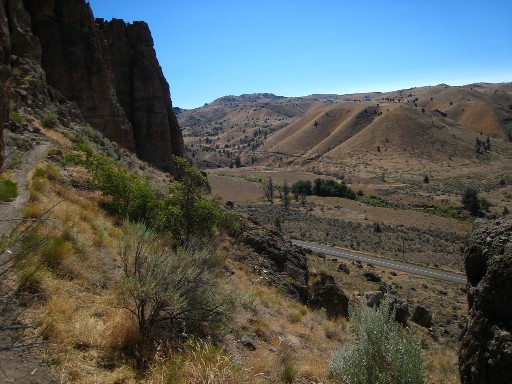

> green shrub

[
  {"left": 330, "top": 299, "right": 426, "bottom": 384},
  {"left": 280, "top": 355, "right": 298, "bottom": 384},
  {"left": 116, "top": 221, "right": 227, "bottom": 340},
  {"left": 291, "top": 178, "right": 357, "bottom": 200},
  {"left": 9, "top": 111, "right": 26, "bottom": 124},
  {"left": 0, "top": 178, "right": 18, "bottom": 202},
  {"left": 41, "top": 109, "right": 59, "bottom": 128}
]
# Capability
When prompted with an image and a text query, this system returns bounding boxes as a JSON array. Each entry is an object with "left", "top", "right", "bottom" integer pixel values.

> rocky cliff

[
  {"left": 459, "top": 218, "right": 512, "bottom": 384},
  {"left": 0, "top": 0, "right": 184, "bottom": 173}
]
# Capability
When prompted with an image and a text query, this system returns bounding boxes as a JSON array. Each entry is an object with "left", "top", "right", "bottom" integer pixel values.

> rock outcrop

[
  {"left": 308, "top": 273, "right": 349, "bottom": 318},
  {"left": 239, "top": 219, "right": 309, "bottom": 301},
  {"left": 0, "top": 0, "right": 184, "bottom": 173},
  {"left": 459, "top": 218, "right": 512, "bottom": 384},
  {"left": 100, "top": 19, "right": 184, "bottom": 170}
]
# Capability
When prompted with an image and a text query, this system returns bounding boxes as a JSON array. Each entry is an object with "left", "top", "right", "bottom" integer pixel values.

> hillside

[{"left": 178, "top": 83, "right": 512, "bottom": 170}]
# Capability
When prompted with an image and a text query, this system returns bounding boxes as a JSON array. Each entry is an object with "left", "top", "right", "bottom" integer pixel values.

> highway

[{"left": 292, "top": 240, "right": 467, "bottom": 285}]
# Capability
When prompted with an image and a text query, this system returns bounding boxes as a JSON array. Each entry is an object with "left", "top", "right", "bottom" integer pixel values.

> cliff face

[
  {"left": 0, "top": 0, "right": 184, "bottom": 173},
  {"left": 459, "top": 218, "right": 512, "bottom": 384},
  {"left": 100, "top": 19, "right": 184, "bottom": 170}
]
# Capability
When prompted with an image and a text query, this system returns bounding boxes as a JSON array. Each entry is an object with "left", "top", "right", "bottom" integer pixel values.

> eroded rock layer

[
  {"left": 0, "top": 0, "right": 184, "bottom": 173},
  {"left": 459, "top": 219, "right": 512, "bottom": 384}
]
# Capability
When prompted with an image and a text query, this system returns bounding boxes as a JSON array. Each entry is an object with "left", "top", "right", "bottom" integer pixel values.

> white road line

[{"left": 293, "top": 240, "right": 466, "bottom": 284}]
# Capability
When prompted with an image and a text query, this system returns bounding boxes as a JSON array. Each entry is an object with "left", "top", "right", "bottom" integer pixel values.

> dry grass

[
  {"left": 5, "top": 125, "right": 473, "bottom": 384},
  {"left": 426, "top": 346, "right": 460, "bottom": 384}
]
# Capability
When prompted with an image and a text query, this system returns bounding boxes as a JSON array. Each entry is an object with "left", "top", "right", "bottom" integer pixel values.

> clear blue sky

[{"left": 89, "top": 0, "right": 512, "bottom": 109}]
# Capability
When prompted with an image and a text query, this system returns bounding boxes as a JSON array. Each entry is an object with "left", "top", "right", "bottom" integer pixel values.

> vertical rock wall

[
  {"left": 17, "top": 0, "right": 184, "bottom": 172},
  {"left": 26, "top": 0, "right": 136, "bottom": 150},
  {"left": 100, "top": 19, "right": 184, "bottom": 172}
]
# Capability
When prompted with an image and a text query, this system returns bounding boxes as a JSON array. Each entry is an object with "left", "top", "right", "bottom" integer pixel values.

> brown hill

[{"left": 178, "top": 83, "right": 512, "bottom": 169}]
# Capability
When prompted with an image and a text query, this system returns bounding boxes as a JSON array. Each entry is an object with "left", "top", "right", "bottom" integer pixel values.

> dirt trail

[
  {"left": 0, "top": 143, "right": 51, "bottom": 238},
  {"left": 0, "top": 141, "right": 58, "bottom": 383}
]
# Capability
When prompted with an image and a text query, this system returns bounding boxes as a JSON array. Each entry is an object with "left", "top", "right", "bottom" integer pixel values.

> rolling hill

[{"left": 178, "top": 83, "right": 512, "bottom": 171}]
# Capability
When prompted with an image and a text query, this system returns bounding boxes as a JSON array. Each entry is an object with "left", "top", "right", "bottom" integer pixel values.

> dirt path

[
  {"left": 0, "top": 143, "right": 51, "bottom": 238},
  {"left": 0, "top": 142, "right": 59, "bottom": 383}
]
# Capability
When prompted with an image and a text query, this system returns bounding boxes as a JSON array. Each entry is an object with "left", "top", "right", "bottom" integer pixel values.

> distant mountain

[{"left": 178, "top": 83, "right": 512, "bottom": 170}]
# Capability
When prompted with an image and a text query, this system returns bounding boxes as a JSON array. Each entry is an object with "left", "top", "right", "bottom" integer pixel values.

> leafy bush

[
  {"left": 291, "top": 178, "right": 357, "bottom": 200},
  {"left": 116, "top": 221, "right": 227, "bottom": 340},
  {"left": 76, "top": 146, "right": 239, "bottom": 245},
  {"left": 41, "top": 109, "right": 59, "bottom": 128},
  {"left": 0, "top": 178, "right": 18, "bottom": 202},
  {"left": 330, "top": 299, "right": 426, "bottom": 384}
]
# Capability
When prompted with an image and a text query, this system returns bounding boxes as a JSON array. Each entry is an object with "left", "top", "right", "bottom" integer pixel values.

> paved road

[{"left": 292, "top": 240, "right": 467, "bottom": 285}]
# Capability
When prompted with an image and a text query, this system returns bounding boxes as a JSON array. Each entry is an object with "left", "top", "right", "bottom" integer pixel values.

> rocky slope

[
  {"left": 459, "top": 218, "right": 512, "bottom": 384},
  {"left": 0, "top": 0, "right": 183, "bottom": 173}
]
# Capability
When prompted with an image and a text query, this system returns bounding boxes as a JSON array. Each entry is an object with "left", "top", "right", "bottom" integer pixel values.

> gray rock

[{"left": 240, "top": 336, "right": 257, "bottom": 351}]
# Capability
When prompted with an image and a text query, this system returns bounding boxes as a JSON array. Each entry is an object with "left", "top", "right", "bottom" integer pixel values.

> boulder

[
  {"left": 459, "top": 219, "right": 512, "bottom": 384},
  {"left": 337, "top": 263, "right": 350, "bottom": 274},
  {"left": 363, "top": 271, "right": 381, "bottom": 282},
  {"left": 388, "top": 295, "right": 409, "bottom": 326},
  {"left": 411, "top": 305, "right": 433, "bottom": 328},
  {"left": 365, "top": 291, "right": 384, "bottom": 308},
  {"left": 307, "top": 274, "right": 349, "bottom": 319}
]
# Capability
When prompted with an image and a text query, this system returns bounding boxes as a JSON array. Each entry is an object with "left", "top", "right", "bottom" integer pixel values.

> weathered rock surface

[
  {"left": 459, "top": 218, "right": 512, "bottom": 384},
  {"left": 365, "top": 290, "right": 384, "bottom": 308},
  {"left": 238, "top": 219, "right": 309, "bottom": 301},
  {"left": 0, "top": 0, "right": 184, "bottom": 173},
  {"left": 307, "top": 273, "right": 349, "bottom": 318},
  {"left": 27, "top": 0, "right": 135, "bottom": 149},
  {"left": 100, "top": 18, "right": 184, "bottom": 171},
  {"left": 411, "top": 305, "right": 433, "bottom": 328}
]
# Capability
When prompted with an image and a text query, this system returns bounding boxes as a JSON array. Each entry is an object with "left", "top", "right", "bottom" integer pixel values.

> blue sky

[{"left": 89, "top": 0, "right": 512, "bottom": 109}]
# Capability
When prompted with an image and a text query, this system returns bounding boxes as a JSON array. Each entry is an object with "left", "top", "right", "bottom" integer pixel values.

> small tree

[
  {"left": 462, "top": 187, "right": 480, "bottom": 217},
  {"left": 263, "top": 177, "right": 274, "bottom": 204},
  {"left": 166, "top": 156, "right": 219, "bottom": 244},
  {"left": 330, "top": 299, "right": 426, "bottom": 384}
]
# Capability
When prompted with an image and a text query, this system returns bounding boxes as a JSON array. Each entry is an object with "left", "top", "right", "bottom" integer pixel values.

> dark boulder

[
  {"left": 411, "top": 305, "right": 433, "bottom": 328},
  {"left": 307, "top": 274, "right": 349, "bottom": 319},
  {"left": 337, "top": 263, "right": 350, "bottom": 274},
  {"left": 363, "top": 271, "right": 381, "bottom": 282}
]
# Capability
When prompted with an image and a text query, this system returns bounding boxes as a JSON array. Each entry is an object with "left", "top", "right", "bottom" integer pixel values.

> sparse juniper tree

[
  {"left": 462, "top": 187, "right": 481, "bottom": 217},
  {"left": 282, "top": 181, "right": 290, "bottom": 210},
  {"left": 263, "top": 177, "right": 274, "bottom": 204}
]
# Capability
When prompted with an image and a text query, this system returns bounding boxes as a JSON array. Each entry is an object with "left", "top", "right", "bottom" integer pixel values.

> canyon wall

[{"left": 0, "top": 0, "right": 184, "bottom": 173}]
